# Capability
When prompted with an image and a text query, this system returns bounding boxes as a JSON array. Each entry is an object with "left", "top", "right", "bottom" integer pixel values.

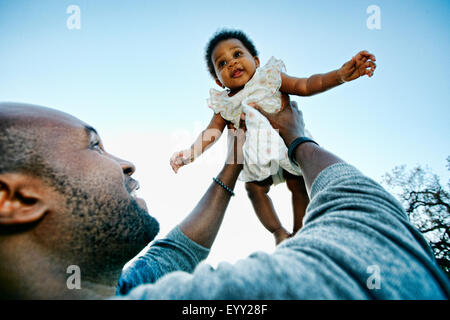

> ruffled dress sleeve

[
  {"left": 240, "top": 56, "right": 286, "bottom": 114},
  {"left": 207, "top": 88, "right": 242, "bottom": 129},
  {"left": 252, "top": 56, "right": 286, "bottom": 96}
]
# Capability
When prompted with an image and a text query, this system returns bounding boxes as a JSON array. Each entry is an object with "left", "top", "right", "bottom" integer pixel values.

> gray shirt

[{"left": 116, "top": 163, "right": 450, "bottom": 299}]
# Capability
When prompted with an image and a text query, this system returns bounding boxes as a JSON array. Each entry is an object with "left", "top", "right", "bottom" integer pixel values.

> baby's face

[{"left": 212, "top": 39, "right": 260, "bottom": 91}]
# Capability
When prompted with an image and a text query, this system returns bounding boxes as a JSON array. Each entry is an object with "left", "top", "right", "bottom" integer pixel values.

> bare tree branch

[{"left": 382, "top": 157, "right": 450, "bottom": 278}]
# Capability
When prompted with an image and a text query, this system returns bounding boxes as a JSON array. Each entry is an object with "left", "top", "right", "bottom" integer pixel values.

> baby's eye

[
  {"left": 218, "top": 60, "right": 227, "bottom": 68},
  {"left": 234, "top": 51, "right": 242, "bottom": 58}
]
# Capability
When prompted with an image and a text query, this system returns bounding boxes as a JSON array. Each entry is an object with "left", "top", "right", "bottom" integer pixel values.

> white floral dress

[{"left": 207, "top": 57, "right": 305, "bottom": 183}]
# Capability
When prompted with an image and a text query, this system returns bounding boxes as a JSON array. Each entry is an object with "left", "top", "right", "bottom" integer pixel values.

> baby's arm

[
  {"left": 281, "top": 50, "right": 376, "bottom": 97},
  {"left": 170, "top": 112, "right": 227, "bottom": 173}
]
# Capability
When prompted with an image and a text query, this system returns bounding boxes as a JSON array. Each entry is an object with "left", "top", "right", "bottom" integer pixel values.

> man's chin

[
  {"left": 144, "top": 214, "right": 160, "bottom": 243},
  {"left": 131, "top": 199, "right": 160, "bottom": 244},
  {"left": 132, "top": 197, "right": 159, "bottom": 240},
  {"left": 135, "top": 197, "right": 148, "bottom": 211}
]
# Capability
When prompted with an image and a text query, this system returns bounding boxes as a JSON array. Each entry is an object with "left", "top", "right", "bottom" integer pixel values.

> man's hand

[
  {"left": 251, "top": 101, "right": 345, "bottom": 195},
  {"left": 249, "top": 101, "right": 305, "bottom": 147},
  {"left": 225, "top": 122, "right": 246, "bottom": 166},
  {"left": 170, "top": 149, "right": 194, "bottom": 173},
  {"left": 338, "top": 50, "right": 376, "bottom": 83}
]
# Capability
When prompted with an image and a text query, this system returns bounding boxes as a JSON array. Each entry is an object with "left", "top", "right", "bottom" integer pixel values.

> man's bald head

[
  {"left": 0, "top": 103, "right": 61, "bottom": 189},
  {"left": 0, "top": 103, "right": 100, "bottom": 193}
]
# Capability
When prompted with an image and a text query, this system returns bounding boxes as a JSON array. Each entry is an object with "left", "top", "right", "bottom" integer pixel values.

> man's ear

[
  {"left": 215, "top": 79, "right": 225, "bottom": 89},
  {"left": 0, "top": 173, "right": 49, "bottom": 225},
  {"left": 254, "top": 56, "right": 260, "bottom": 68}
]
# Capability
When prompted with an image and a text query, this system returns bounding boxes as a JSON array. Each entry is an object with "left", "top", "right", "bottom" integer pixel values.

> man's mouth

[
  {"left": 130, "top": 189, "right": 138, "bottom": 198},
  {"left": 127, "top": 179, "right": 140, "bottom": 198},
  {"left": 127, "top": 179, "right": 149, "bottom": 210}
]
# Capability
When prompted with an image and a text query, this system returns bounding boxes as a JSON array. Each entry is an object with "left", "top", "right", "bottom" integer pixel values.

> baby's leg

[
  {"left": 284, "top": 170, "right": 310, "bottom": 234},
  {"left": 245, "top": 178, "right": 290, "bottom": 244}
]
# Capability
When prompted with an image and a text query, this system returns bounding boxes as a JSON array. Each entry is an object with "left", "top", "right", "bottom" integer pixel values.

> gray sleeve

[
  {"left": 116, "top": 226, "right": 209, "bottom": 295},
  {"left": 118, "top": 163, "right": 450, "bottom": 299}
]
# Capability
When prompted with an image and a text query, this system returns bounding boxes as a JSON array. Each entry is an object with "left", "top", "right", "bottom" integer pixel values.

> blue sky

[
  {"left": 1, "top": 0, "right": 449, "bottom": 176},
  {"left": 1, "top": 0, "right": 449, "bottom": 265}
]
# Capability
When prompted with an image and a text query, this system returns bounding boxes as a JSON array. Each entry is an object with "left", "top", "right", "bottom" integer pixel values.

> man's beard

[{"left": 60, "top": 178, "right": 160, "bottom": 269}]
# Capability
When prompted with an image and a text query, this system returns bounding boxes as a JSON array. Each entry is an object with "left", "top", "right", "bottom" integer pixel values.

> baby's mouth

[{"left": 231, "top": 68, "right": 244, "bottom": 78}]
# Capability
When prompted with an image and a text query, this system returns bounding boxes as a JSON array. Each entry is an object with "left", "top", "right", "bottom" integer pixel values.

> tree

[{"left": 382, "top": 156, "right": 450, "bottom": 278}]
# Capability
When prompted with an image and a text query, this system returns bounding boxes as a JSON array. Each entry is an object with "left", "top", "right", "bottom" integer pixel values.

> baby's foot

[{"left": 273, "top": 228, "right": 291, "bottom": 245}]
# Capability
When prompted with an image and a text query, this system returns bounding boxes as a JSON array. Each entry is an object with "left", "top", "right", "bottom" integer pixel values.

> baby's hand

[
  {"left": 170, "top": 149, "right": 194, "bottom": 173},
  {"left": 338, "top": 50, "right": 376, "bottom": 83}
]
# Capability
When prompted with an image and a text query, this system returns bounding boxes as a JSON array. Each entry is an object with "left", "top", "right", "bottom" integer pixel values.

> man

[
  {"left": 0, "top": 101, "right": 448, "bottom": 299},
  {"left": 0, "top": 102, "right": 242, "bottom": 299}
]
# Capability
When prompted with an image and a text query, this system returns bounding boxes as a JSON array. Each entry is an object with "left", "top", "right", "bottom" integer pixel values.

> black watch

[{"left": 288, "top": 137, "right": 319, "bottom": 166}]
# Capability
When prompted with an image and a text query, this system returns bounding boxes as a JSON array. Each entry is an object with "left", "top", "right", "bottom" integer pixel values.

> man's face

[{"left": 25, "top": 107, "right": 160, "bottom": 268}]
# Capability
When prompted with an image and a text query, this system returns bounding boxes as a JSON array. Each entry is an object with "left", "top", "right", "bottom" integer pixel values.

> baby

[{"left": 170, "top": 29, "right": 376, "bottom": 244}]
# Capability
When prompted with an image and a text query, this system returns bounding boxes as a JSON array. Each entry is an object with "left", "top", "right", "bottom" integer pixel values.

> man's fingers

[
  {"left": 249, "top": 102, "right": 269, "bottom": 117},
  {"left": 290, "top": 101, "right": 299, "bottom": 112}
]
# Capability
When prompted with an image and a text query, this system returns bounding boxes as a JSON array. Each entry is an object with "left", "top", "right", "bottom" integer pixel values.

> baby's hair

[{"left": 205, "top": 29, "right": 258, "bottom": 79}]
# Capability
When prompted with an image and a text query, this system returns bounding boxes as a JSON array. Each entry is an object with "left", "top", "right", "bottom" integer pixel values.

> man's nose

[{"left": 118, "top": 158, "right": 136, "bottom": 176}]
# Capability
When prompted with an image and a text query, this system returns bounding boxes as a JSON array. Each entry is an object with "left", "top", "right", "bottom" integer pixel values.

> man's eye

[{"left": 91, "top": 141, "right": 103, "bottom": 153}]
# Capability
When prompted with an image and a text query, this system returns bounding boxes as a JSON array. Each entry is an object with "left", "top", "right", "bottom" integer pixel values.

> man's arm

[
  {"left": 180, "top": 126, "right": 245, "bottom": 248},
  {"left": 117, "top": 129, "right": 244, "bottom": 295},
  {"left": 179, "top": 164, "right": 242, "bottom": 248}
]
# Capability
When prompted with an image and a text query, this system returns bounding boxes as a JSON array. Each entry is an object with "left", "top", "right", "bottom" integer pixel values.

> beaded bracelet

[{"left": 213, "top": 177, "right": 235, "bottom": 196}]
